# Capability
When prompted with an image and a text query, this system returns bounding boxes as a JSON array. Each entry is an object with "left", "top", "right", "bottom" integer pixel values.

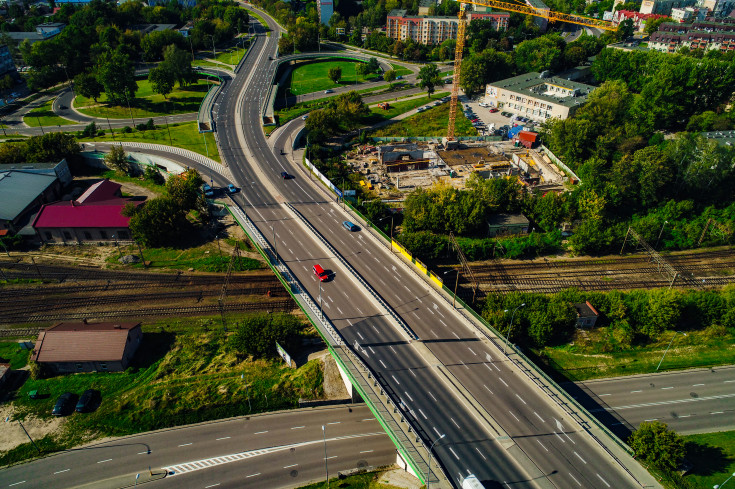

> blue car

[
  {"left": 342, "top": 221, "right": 359, "bottom": 232},
  {"left": 227, "top": 184, "right": 238, "bottom": 193}
]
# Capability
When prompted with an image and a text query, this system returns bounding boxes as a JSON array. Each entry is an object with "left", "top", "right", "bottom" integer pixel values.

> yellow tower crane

[{"left": 446, "top": 1, "right": 615, "bottom": 140}]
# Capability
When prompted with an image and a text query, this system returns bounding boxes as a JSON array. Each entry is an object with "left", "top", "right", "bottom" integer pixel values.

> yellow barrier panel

[{"left": 429, "top": 273, "right": 443, "bottom": 288}]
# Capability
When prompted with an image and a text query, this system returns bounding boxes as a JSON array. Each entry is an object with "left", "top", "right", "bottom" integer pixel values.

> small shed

[
  {"left": 31, "top": 321, "right": 142, "bottom": 374},
  {"left": 487, "top": 213, "right": 530, "bottom": 237},
  {"left": 573, "top": 301, "right": 600, "bottom": 328}
]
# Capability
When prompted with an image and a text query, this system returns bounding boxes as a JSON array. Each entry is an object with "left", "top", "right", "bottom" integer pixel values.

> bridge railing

[{"left": 225, "top": 199, "right": 450, "bottom": 488}]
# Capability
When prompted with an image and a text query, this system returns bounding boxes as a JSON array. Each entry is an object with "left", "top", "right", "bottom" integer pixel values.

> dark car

[
  {"left": 52, "top": 392, "right": 77, "bottom": 416},
  {"left": 280, "top": 171, "right": 292, "bottom": 179},
  {"left": 76, "top": 389, "right": 101, "bottom": 413}
]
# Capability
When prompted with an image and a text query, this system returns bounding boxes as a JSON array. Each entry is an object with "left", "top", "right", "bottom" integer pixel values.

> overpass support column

[{"left": 334, "top": 357, "right": 363, "bottom": 402}]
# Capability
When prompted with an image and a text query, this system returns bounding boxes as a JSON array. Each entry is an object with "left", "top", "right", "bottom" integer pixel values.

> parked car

[
  {"left": 342, "top": 221, "right": 359, "bottom": 232},
  {"left": 52, "top": 392, "right": 77, "bottom": 416},
  {"left": 396, "top": 75, "right": 403, "bottom": 80},
  {"left": 302, "top": 115, "right": 308, "bottom": 120},
  {"left": 227, "top": 184, "right": 238, "bottom": 194},
  {"left": 472, "top": 118, "right": 479, "bottom": 123},
  {"left": 489, "top": 108, "right": 499, "bottom": 113},
  {"left": 202, "top": 184, "right": 214, "bottom": 197},
  {"left": 76, "top": 389, "right": 101, "bottom": 413}
]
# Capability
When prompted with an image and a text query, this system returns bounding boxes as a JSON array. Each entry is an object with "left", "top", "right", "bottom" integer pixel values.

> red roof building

[
  {"left": 515, "top": 131, "right": 539, "bottom": 149},
  {"left": 32, "top": 179, "right": 144, "bottom": 244}
]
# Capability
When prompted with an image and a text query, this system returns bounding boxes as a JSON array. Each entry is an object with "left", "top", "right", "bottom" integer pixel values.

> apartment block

[{"left": 386, "top": 10, "right": 509, "bottom": 44}]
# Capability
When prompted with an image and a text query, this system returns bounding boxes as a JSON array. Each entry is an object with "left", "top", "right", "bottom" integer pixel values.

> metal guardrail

[
  {"left": 225, "top": 199, "right": 448, "bottom": 487},
  {"left": 286, "top": 203, "right": 418, "bottom": 342}
]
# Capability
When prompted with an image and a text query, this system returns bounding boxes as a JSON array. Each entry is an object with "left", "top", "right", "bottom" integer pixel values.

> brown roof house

[
  {"left": 31, "top": 321, "right": 142, "bottom": 375},
  {"left": 573, "top": 301, "right": 600, "bottom": 328}
]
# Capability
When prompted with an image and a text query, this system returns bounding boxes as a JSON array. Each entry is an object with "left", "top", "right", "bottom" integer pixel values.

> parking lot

[{"left": 460, "top": 96, "right": 538, "bottom": 136}]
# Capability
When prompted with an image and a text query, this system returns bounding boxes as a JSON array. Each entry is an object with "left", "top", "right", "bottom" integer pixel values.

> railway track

[{"left": 0, "top": 299, "right": 296, "bottom": 325}]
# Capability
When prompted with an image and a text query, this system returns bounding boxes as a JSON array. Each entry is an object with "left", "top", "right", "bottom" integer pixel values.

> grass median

[
  {"left": 1, "top": 314, "right": 323, "bottom": 467},
  {"left": 107, "top": 241, "right": 263, "bottom": 271},
  {"left": 78, "top": 121, "right": 220, "bottom": 163},
  {"left": 23, "top": 100, "right": 76, "bottom": 127},
  {"left": 679, "top": 430, "right": 735, "bottom": 489},
  {"left": 286, "top": 60, "right": 375, "bottom": 95},
  {"left": 74, "top": 78, "right": 210, "bottom": 120},
  {"left": 370, "top": 96, "right": 479, "bottom": 137}
]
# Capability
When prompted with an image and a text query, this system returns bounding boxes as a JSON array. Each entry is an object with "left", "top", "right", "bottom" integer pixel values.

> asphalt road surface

[
  {"left": 213, "top": 10, "right": 643, "bottom": 489},
  {"left": 0, "top": 405, "right": 394, "bottom": 489},
  {"left": 567, "top": 365, "right": 735, "bottom": 436}
]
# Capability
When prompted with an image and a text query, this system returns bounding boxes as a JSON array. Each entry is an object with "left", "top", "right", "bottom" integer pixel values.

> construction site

[{"left": 345, "top": 138, "right": 570, "bottom": 199}]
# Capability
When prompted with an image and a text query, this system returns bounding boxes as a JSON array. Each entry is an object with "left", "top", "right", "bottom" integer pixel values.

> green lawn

[
  {"left": 286, "top": 61, "right": 376, "bottom": 95},
  {"left": 365, "top": 92, "right": 449, "bottom": 123},
  {"left": 78, "top": 121, "right": 220, "bottom": 163},
  {"left": 107, "top": 241, "right": 263, "bottom": 271},
  {"left": 213, "top": 44, "right": 248, "bottom": 66},
  {"left": 193, "top": 60, "right": 230, "bottom": 69},
  {"left": 680, "top": 430, "right": 735, "bottom": 489},
  {"left": 390, "top": 63, "right": 413, "bottom": 77},
  {"left": 1, "top": 315, "right": 323, "bottom": 467},
  {"left": 0, "top": 342, "right": 31, "bottom": 370},
  {"left": 295, "top": 471, "right": 403, "bottom": 489},
  {"left": 23, "top": 100, "right": 76, "bottom": 127},
  {"left": 371, "top": 100, "right": 478, "bottom": 137},
  {"left": 537, "top": 327, "right": 735, "bottom": 381},
  {"left": 74, "top": 78, "right": 211, "bottom": 119}
]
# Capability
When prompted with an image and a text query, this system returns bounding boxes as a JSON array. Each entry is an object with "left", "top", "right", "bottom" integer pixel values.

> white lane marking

[
  {"left": 569, "top": 473, "right": 582, "bottom": 486},
  {"left": 610, "top": 392, "right": 735, "bottom": 410},
  {"left": 54, "top": 469, "right": 70, "bottom": 474},
  {"left": 327, "top": 295, "right": 334, "bottom": 303},
  {"left": 283, "top": 464, "right": 298, "bottom": 469},
  {"left": 499, "top": 377, "right": 508, "bottom": 387},
  {"left": 254, "top": 431, "right": 268, "bottom": 434},
  {"left": 460, "top": 361, "right": 469, "bottom": 370},
  {"left": 596, "top": 474, "right": 611, "bottom": 487},
  {"left": 439, "top": 319, "right": 448, "bottom": 327},
  {"left": 431, "top": 330, "right": 439, "bottom": 338},
  {"left": 536, "top": 440, "right": 548, "bottom": 452},
  {"left": 205, "top": 484, "right": 220, "bottom": 488},
  {"left": 433, "top": 427, "right": 441, "bottom": 436},
  {"left": 216, "top": 437, "right": 231, "bottom": 440},
  {"left": 419, "top": 409, "right": 428, "bottom": 419},
  {"left": 534, "top": 412, "right": 544, "bottom": 423},
  {"left": 515, "top": 394, "right": 527, "bottom": 405},
  {"left": 451, "top": 418, "right": 460, "bottom": 429},
  {"left": 360, "top": 450, "right": 374, "bottom": 453},
  {"left": 8, "top": 483, "right": 25, "bottom": 487},
  {"left": 475, "top": 447, "right": 487, "bottom": 460},
  {"left": 467, "top": 347, "right": 477, "bottom": 356},
  {"left": 679, "top": 415, "right": 690, "bottom": 418},
  {"left": 645, "top": 418, "right": 658, "bottom": 421},
  {"left": 337, "top": 307, "right": 343, "bottom": 315},
  {"left": 246, "top": 473, "right": 261, "bottom": 478},
  {"left": 404, "top": 391, "right": 414, "bottom": 402},
  {"left": 392, "top": 375, "right": 400, "bottom": 385},
  {"left": 291, "top": 426, "right": 305, "bottom": 429},
  {"left": 325, "top": 456, "right": 338, "bottom": 460},
  {"left": 554, "top": 431, "right": 565, "bottom": 444},
  {"left": 390, "top": 346, "right": 397, "bottom": 353},
  {"left": 357, "top": 332, "right": 364, "bottom": 340},
  {"left": 725, "top": 380, "right": 735, "bottom": 383},
  {"left": 137, "top": 451, "right": 149, "bottom": 455},
  {"left": 449, "top": 447, "right": 460, "bottom": 460},
  {"left": 327, "top": 422, "right": 341, "bottom": 425},
  {"left": 409, "top": 369, "right": 417, "bottom": 377},
  {"left": 711, "top": 411, "right": 724, "bottom": 414},
  {"left": 97, "top": 459, "right": 113, "bottom": 463},
  {"left": 631, "top": 390, "right": 642, "bottom": 393},
  {"left": 509, "top": 411, "right": 520, "bottom": 422},
  {"left": 451, "top": 332, "right": 460, "bottom": 339},
  {"left": 484, "top": 384, "right": 494, "bottom": 395},
  {"left": 662, "top": 387, "right": 673, "bottom": 390},
  {"left": 693, "top": 383, "right": 705, "bottom": 386},
  {"left": 379, "top": 360, "right": 387, "bottom": 368},
  {"left": 598, "top": 393, "right": 611, "bottom": 397},
  {"left": 428, "top": 391, "right": 438, "bottom": 402},
  {"left": 574, "top": 451, "right": 587, "bottom": 464},
  {"left": 369, "top": 347, "right": 376, "bottom": 354}
]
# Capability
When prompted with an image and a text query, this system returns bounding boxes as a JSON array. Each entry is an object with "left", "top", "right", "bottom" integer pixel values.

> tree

[
  {"left": 229, "top": 313, "right": 302, "bottom": 359},
  {"left": 356, "top": 62, "right": 369, "bottom": 80},
  {"left": 460, "top": 49, "right": 514, "bottom": 94},
  {"left": 366, "top": 57, "right": 380, "bottom": 73},
  {"left": 515, "top": 34, "right": 565, "bottom": 73},
  {"left": 628, "top": 421, "right": 684, "bottom": 472},
  {"left": 417, "top": 63, "right": 441, "bottom": 97},
  {"left": 278, "top": 35, "right": 294, "bottom": 55},
  {"left": 104, "top": 145, "right": 131, "bottom": 175},
  {"left": 166, "top": 169, "right": 204, "bottom": 210},
  {"left": 383, "top": 69, "right": 397, "bottom": 84},
  {"left": 162, "top": 44, "right": 196, "bottom": 87},
  {"left": 149, "top": 64, "right": 175, "bottom": 99},
  {"left": 328, "top": 66, "right": 342, "bottom": 84},
  {"left": 645, "top": 17, "right": 672, "bottom": 35},
  {"left": 74, "top": 72, "right": 103, "bottom": 102},
  {"left": 123, "top": 196, "right": 188, "bottom": 247},
  {"left": 96, "top": 49, "right": 137, "bottom": 105}
]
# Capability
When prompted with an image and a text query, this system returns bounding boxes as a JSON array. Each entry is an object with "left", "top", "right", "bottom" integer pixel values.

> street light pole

[
  {"left": 322, "top": 425, "right": 329, "bottom": 488},
  {"left": 656, "top": 331, "right": 686, "bottom": 371},
  {"left": 426, "top": 433, "right": 445, "bottom": 489},
  {"left": 504, "top": 303, "right": 526, "bottom": 354},
  {"left": 443, "top": 269, "right": 460, "bottom": 308},
  {"left": 714, "top": 472, "right": 735, "bottom": 489},
  {"left": 655, "top": 220, "right": 669, "bottom": 249}
]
